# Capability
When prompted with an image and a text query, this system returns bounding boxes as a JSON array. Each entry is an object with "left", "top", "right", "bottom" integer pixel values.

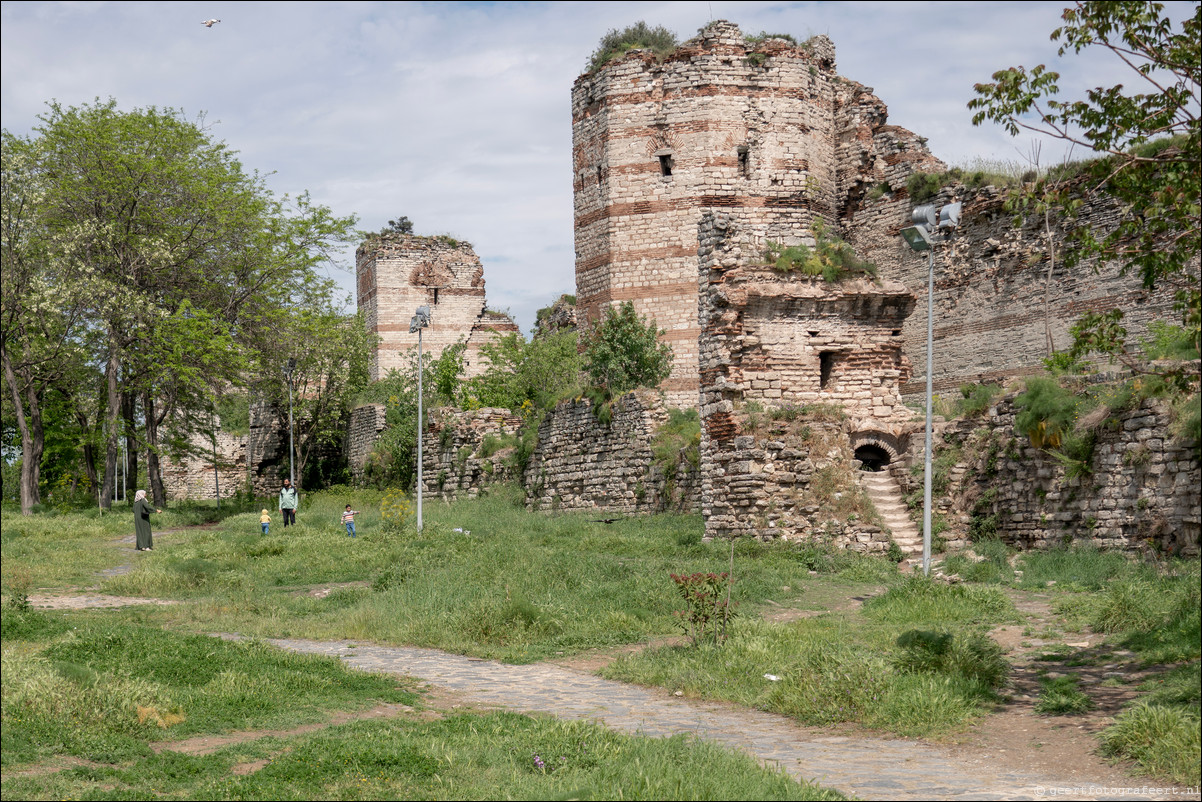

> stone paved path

[{"left": 239, "top": 636, "right": 1192, "bottom": 801}]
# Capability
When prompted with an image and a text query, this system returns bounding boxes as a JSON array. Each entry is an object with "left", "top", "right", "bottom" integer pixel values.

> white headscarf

[{"left": 134, "top": 490, "right": 147, "bottom": 503}]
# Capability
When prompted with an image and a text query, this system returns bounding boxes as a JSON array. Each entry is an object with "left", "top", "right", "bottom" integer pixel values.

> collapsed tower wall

[
  {"left": 698, "top": 210, "right": 917, "bottom": 548},
  {"left": 355, "top": 234, "right": 519, "bottom": 382}
]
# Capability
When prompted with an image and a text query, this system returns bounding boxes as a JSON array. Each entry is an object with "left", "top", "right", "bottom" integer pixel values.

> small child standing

[
  {"left": 341, "top": 504, "right": 360, "bottom": 538},
  {"left": 260, "top": 509, "right": 271, "bottom": 535}
]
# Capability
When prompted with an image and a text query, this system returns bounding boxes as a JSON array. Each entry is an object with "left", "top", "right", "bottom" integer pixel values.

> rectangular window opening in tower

[
  {"left": 738, "top": 146, "right": 749, "bottom": 178},
  {"left": 658, "top": 154, "right": 673, "bottom": 177},
  {"left": 820, "top": 352, "right": 834, "bottom": 389}
]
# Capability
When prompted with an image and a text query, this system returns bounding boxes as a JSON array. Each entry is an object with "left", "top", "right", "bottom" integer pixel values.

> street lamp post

[
  {"left": 283, "top": 358, "right": 296, "bottom": 487},
  {"left": 900, "top": 202, "right": 960, "bottom": 577},
  {"left": 410, "top": 305, "right": 431, "bottom": 532}
]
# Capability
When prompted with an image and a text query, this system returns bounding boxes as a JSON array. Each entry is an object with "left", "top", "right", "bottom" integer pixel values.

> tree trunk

[
  {"left": 75, "top": 407, "right": 99, "bottom": 495},
  {"left": 144, "top": 391, "right": 167, "bottom": 508},
  {"left": 123, "top": 391, "right": 139, "bottom": 500},
  {"left": 100, "top": 344, "right": 121, "bottom": 510},
  {"left": 2, "top": 345, "right": 43, "bottom": 515}
]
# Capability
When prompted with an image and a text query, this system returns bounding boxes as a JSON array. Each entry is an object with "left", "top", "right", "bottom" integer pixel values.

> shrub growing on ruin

[
  {"left": 764, "top": 220, "right": 876, "bottom": 281},
  {"left": 581, "top": 301, "right": 673, "bottom": 396},
  {"left": 588, "top": 22, "right": 678, "bottom": 71}
]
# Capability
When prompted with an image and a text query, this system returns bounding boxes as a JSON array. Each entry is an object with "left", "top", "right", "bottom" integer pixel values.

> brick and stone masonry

[
  {"left": 356, "top": 233, "right": 519, "bottom": 381},
  {"left": 572, "top": 20, "right": 940, "bottom": 408},
  {"left": 697, "top": 210, "right": 918, "bottom": 550}
]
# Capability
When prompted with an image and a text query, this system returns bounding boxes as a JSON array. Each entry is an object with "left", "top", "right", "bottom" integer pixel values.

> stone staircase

[{"left": 857, "top": 470, "right": 923, "bottom": 559}]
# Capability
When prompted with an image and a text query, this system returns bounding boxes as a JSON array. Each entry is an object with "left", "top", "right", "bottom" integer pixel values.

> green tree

[
  {"left": 467, "top": 329, "right": 582, "bottom": 412},
  {"left": 968, "top": 1, "right": 1200, "bottom": 378},
  {"left": 2, "top": 100, "right": 357, "bottom": 512},
  {"left": 582, "top": 301, "right": 673, "bottom": 395}
]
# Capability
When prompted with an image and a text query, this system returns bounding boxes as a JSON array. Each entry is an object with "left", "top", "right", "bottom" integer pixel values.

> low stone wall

[
  {"left": 524, "top": 390, "right": 701, "bottom": 514},
  {"left": 160, "top": 430, "right": 249, "bottom": 501},
  {"left": 423, "top": 407, "right": 525, "bottom": 502},
  {"left": 347, "top": 403, "right": 388, "bottom": 483},
  {"left": 900, "top": 395, "right": 1200, "bottom": 556}
]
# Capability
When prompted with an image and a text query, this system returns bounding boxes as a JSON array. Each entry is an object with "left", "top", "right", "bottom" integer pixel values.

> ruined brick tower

[
  {"left": 356, "top": 234, "right": 518, "bottom": 381},
  {"left": 572, "top": 20, "right": 940, "bottom": 407}
]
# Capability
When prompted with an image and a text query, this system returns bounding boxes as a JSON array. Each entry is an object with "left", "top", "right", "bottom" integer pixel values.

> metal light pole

[
  {"left": 900, "top": 202, "right": 960, "bottom": 577},
  {"left": 410, "top": 305, "right": 431, "bottom": 532},
  {"left": 283, "top": 358, "right": 296, "bottom": 487}
]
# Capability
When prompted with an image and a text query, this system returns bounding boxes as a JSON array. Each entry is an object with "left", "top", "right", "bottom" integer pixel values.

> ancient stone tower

[
  {"left": 571, "top": 20, "right": 940, "bottom": 407},
  {"left": 356, "top": 234, "right": 518, "bottom": 381}
]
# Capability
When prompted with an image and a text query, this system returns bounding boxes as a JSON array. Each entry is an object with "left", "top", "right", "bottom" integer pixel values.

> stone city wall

[
  {"left": 524, "top": 390, "right": 700, "bottom": 513},
  {"left": 422, "top": 407, "right": 525, "bottom": 502},
  {"left": 897, "top": 393, "right": 1200, "bottom": 556},
  {"left": 843, "top": 183, "right": 1197, "bottom": 399},
  {"left": 347, "top": 403, "right": 388, "bottom": 484},
  {"left": 156, "top": 401, "right": 289, "bottom": 500},
  {"left": 696, "top": 209, "right": 916, "bottom": 550}
]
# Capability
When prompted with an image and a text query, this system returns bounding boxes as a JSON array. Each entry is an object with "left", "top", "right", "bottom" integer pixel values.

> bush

[
  {"left": 1014, "top": 376, "right": 1080, "bottom": 448},
  {"left": 582, "top": 301, "right": 673, "bottom": 395},
  {"left": 588, "top": 22, "right": 678, "bottom": 71},
  {"left": 894, "top": 629, "right": 1009, "bottom": 690},
  {"left": 764, "top": 220, "right": 876, "bottom": 282}
]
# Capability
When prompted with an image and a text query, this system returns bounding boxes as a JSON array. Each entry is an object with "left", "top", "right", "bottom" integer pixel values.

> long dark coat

[{"left": 134, "top": 498, "right": 154, "bottom": 550}]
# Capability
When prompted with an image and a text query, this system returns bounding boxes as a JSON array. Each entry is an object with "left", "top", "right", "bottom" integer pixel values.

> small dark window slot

[
  {"left": 820, "top": 352, "right": 834, "bottom": 389},
  {"left": 808, "top": 330, "right": 819, "bottom": 337},
  {"left": 892, "top": 329, "right": 901, "bottom": 336},
  {"left": 737, "top": 146, "right": 749, "bottom": 177},
  {"left": 432, "top": 288, "right": 439, "bottom": 305},
  {"left": 658, "top": 154, "right": 673, "bottom": 177}
]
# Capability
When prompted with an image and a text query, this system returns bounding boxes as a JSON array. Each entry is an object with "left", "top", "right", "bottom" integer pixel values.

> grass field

[{"left": 2, "top": 485, "right": 1199, "bottom": 794}]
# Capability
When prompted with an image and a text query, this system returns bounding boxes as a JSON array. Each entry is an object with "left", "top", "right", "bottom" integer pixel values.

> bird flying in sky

[{"left": 201, "top": 19, "right": 221, "bottom": 28}]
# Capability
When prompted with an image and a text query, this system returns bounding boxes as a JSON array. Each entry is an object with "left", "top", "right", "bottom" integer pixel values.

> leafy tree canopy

[
  {"left": 582, "top": 301, "right": 673, "bottom": 396},
  {"left": 968, "top": 1, "right": 1200, "bottom": 376}
]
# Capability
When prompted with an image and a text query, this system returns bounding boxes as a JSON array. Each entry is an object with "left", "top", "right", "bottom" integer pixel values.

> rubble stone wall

[
  {"left": 160, "top": 430, "right": 249, "bottom": 501},
  {"left": 423, "top": 407, "right": 525, "bottom": 502},
  {"left": 897, "top": 395, "right": 1200, "bottom": 556},
  {"left": 524, "top": 390, "right": 700, "bottom": 513},
  {"left": 843, "top": 184, "right": 1196, "bottom": 398},
  {"left": 347, "top": 403, "right": 388, "bottom": 483},
  {"left": 697, "top": 209, "right": 916, "bottom": 549}
]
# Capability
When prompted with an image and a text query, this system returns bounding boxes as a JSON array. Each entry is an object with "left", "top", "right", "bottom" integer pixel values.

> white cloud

[{"left": 3, "top": 0, "right": 1193, "bottom": 333}]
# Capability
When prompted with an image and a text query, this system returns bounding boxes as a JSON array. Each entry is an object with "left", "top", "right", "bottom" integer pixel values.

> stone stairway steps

[{"left": 857, "top": 471, "right": 922, "bottom": 556}]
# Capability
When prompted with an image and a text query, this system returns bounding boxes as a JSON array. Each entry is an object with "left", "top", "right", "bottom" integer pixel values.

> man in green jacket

[{"left": 279, "top": 478, "right": 299, "bottom": 527}]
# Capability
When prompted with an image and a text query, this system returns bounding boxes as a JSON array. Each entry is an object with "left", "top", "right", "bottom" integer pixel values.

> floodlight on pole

[
  {"left": 899, "top": 201, "right": 960, "bottom": 578},
  {"left": 411, "top": 306, "right": 431, "bottom": 532}
]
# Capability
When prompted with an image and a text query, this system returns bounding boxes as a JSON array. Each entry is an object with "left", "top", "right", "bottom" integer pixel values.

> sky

[{"left": 2, "top": 1, "right": 1190, "bottom": 335}]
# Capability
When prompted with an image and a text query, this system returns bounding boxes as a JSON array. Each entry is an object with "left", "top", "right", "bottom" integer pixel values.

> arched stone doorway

[{"left": 849, "top": 430, "right": 907, "bottom": 472}]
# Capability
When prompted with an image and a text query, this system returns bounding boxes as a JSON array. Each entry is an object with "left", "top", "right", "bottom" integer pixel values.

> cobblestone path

[{"left": 248, "top": 637, "right": 1186, "bottom": 801}]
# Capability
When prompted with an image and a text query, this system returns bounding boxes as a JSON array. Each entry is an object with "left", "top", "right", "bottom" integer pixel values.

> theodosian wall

[
  {"left": 572, "top": 19, "right": 940, "bottom": 407},
  {"left": 895, "top": 393, "right": 1201, "bottom": 557},
  {"left": 423, "top": 407, "right": 525, "bottom": 502},
  {"left": 524, "top": 390, "right": 700, "bottom": 514},
  {"left": 356, "top": 233, "right": 519, "bottom": 382},
  {"left": 842, "top": 183, "right": 1196, "bottom": 397},
  {"left": 696, "top": 210, "right": 916, "bottom": 550}
]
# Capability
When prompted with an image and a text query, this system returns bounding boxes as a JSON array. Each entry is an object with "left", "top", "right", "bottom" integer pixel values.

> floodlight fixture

[
  {"left": 939, "top": 202, "right": 962, "bottom": 230},
  {"left": 900, "top": 224, "right": 932, "bottom": 252}
]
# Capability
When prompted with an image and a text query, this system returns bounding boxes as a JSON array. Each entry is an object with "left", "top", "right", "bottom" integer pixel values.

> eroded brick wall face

[
  {"left": 422, "top": 407, "right": 525, "bottom": 502},
  {"left": 842, "top": 186, "right": 1197, "bottom": 397},
  {"left": 573, "top": 20, "right": 939, "bottom": 408},
  {"left": 697, "top": 210, "right": 918, "bottom": 547},
  {"left": 347, "top": 403, "right": 388, "bottom": 483},
  {"left": 356, "top": 234, "right": 518, "bottom": 381}
]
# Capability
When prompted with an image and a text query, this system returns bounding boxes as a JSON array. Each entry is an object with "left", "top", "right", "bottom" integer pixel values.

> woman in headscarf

[{"left": 133, "top": 490, "right": 161, "bottom": 551}]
